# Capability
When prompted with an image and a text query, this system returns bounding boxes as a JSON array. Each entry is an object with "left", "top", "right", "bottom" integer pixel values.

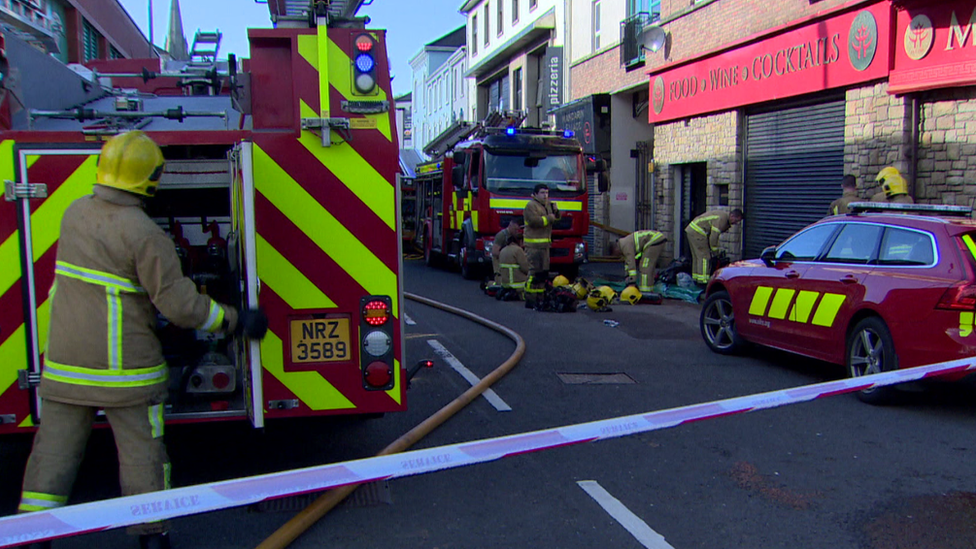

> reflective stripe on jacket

[
  {"left": 619, "top": 230, "right": 666, "bottom": 276},
  {"left": 686, "top": 211, "right": 731, "bottom": 252},
  {"left": 42, "top": 185, "right": 238, "bottom": 407},
  {"left": 499, "top": 244, "right": 531, "bottom": 288}
]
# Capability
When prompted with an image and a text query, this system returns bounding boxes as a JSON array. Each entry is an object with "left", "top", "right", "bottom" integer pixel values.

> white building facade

[{"left": 408, "top": 26, "right": 470, "bottom": 153}]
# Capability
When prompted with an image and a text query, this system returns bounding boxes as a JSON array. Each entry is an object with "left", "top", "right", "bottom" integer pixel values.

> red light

[
  {"left": 212, "top": 372, "right": 230, "bottom": 390},
  {"left": 364, "top": 361, "right": 392, "bottom": 387},
  {"left": 937, "top": 281, "right": 976, "bottom": 310},
  {"left": 363, "top": 300, "right": 390, "bottom": 326},
  {"left": 355, "top": 35, "right": 374, "bottom": 52}
]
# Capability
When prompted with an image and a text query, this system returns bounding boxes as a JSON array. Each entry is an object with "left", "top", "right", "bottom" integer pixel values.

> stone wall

[
  {"left": 652, "top": 111, "right": 743, "bottom": 261},
  {"left": 844, "top": 82, "right": 912, "bottom": 199},
  {"left": 916, "top": 88, "right": 976, "bottom": 208}
]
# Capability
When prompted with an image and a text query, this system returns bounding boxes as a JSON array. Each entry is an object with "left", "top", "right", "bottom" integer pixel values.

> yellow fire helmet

[
  {"left": 586, "top": 289, "right": 608, "bottom": 311},
  {"left": 876, "top": 166, "right": 908, "bottom": 198},
  {"left": 570, "top": 282, "right": 589, "bottom": 300},
  {"left": 597, "top": 285, "right": 617, "bottom": 303},
  {"left": 96, "top": 131, "right": 166, "bottom": 197},
  {"left": 552, "top": 274, "right": 570, "bottom": 287},
  {"left": 620, "top": 285, "right": 642, "bottom": 305}
]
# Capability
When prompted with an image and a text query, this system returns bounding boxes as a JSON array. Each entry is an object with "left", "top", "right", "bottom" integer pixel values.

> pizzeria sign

[{"left": 647, "top": 2, "right": 891, "bottom": 124}]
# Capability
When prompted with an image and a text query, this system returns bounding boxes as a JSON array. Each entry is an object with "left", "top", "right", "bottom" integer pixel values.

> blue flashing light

[
  {"left": 355, "top": 53, "right": 375, "bottom": 73},
  {"left": 505, "top": 127, "right": 517, "bottom": 136},
  {"left": 563, "top": 129, "right": 575, "bottom": 138}
]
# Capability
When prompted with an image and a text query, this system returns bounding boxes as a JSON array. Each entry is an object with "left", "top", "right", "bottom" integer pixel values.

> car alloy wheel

[
  {"left": 847, "top": 316, "right": 899, "bottom": 405},
  {"left": 700, "top": 290, "right": 743, "bottom": 354}
]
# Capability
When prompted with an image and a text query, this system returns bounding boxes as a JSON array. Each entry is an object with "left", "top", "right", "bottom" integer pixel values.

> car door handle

[
  {"left": 840, "top": 275, "right": 859, "bottom": 284},
  {"left": 785, "top": 270, "right": 800, "bottom": 279}
]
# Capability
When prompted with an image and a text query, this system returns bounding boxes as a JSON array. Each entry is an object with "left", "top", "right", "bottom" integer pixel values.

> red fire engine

[
  {"left": 0, "top": 2, "right": 407, "bottom": 434},
  {"left": 414, "top": 115, "right": 603, "bottom": 280}
]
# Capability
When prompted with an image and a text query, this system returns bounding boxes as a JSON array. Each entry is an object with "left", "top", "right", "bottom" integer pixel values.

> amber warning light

[{"left": 362, "top": 300, "right": 391, "bottom": 326}]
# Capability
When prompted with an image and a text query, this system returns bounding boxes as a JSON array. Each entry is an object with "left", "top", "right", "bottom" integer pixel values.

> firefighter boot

[{"left": 139, "top": 532, "right": 171, "bottom": 549}]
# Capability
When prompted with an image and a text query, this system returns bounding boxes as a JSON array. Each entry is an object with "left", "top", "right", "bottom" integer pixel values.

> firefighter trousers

[
  {"left": 685, "top": 229, "right": 713, "bottom": 284},
  {"left": 637, "top": 242, "right": 666, "bottom": 292},
  {"left": 19, "top": 398, "right": 170, "bottom": 535},
  {"left": 525, "top": 247, "right": 550, "bottom": 306}
]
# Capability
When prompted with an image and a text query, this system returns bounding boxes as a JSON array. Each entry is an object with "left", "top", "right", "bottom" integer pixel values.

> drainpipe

[{"left": 909, "top": 95, "right": 920, "bottom": 199}]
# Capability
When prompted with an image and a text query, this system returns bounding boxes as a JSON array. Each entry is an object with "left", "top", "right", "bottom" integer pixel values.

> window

[
  {"left": 592, "top": 1, "right": 601, "bottom": 51},
  {"left": 512, "top": 0, "right": 519, "bottom": 24},
  {"left": 83, "top": 19, "right": 101, "bottom": 62},
  {"left": 497, "top": 0, "right": 503, "bottom": 36},
  {"left": 529, "top": 0, "right": 537, "bottom": 10},
  {"left": 775, "top": 224, "right": 838, "bottom": 262},
  {"left": 879, "top": 228, "right": 935, "bottom": 266},
  {"left": 472, "top": 15, "right": 478, "bottom": 54},
  {"left": 484, "top": 4, "right": 490, "bottom": 46},
  {"left": 513, "top": 68, "right": 522, "bottom": 111},
  {"left": 823, "top": 224, "right": 883, "bottom": 264},
  {"left": 628, "top": 0, "right": 661, "bottom": 19}
]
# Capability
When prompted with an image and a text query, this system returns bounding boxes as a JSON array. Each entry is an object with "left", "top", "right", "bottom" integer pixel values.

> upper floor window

[
  {"left": 497, "top": 0, "right": 503, "bottom": 36},
  {"left": 472, "top": 15, "right": 479, "bottom": 55},
  {"left": 592, "top": 1, "right": 601, "bottom": 51},
  {"left": 628, "top": 0, "right": 661, "bottom": 20},
  {"left": 529, "top": 0, "right": 537, "bottom": 11},
  {"left": 512, "top": 0, "right": 519, "bottom": 24},
  {"left": 484, "top": 3, "right": 490, "bottom": 46},
  {"left": 83, "top": 19, "right": 101, "bottom": 62}
]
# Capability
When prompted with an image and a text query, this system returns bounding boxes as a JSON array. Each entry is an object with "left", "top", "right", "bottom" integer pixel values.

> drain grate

[
  {"left": 249, "top": 480, "right": 392, "bottom": 512},
  {"left": 556, "top": 373, "right": 636, "bottom": 385}
]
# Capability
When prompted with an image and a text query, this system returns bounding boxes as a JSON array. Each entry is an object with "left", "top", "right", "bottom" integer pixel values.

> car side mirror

[
  {"left": 451, "top": 166, "right": 465, "bottom": 188},
  {"left": 585, "top": 156, "right": 607, "bottom": 174},
  {"left": 598, "top": 172, "right": 610, "bottom": 193},
  {"left": 760, "top": 246, "right": 777, "bottom": 267}
]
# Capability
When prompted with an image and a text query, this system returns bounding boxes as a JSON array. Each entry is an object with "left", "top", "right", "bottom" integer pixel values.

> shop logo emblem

[
  {"left": 848, "top": 10, "right": 878, "bottom": 71},
  {"left": 652, "top": 76, "right": 665, "bottom": 115},
  {"left": 904, "top": 14, "right": 934, "bottom": 61}
]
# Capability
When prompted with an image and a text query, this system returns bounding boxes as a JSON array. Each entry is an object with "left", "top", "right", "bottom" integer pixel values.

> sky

[{"left": 116, "top": 0, "right": 467, "bottom": 96}]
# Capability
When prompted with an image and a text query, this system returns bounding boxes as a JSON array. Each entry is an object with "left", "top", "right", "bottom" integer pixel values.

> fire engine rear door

[
  {"left": 230, "top": 142, "right": 264, "bottom": 428},
  {"left": 11, "top": 145, "right": 101, "bottom": 425}
]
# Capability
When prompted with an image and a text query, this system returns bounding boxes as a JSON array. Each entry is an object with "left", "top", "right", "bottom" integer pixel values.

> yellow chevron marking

[
  {"left": 0, "top": 324, "right": 27, "bottom": 407},
  {"left": 299, "top": 100, "right": 395, "bottom": 231},
  {"left": 748, "top": 286, "right": 773, "bottom": 316},
  {"left": 812, "top": 293, "right": 846, "bottom": 327},
  {"left": 36, "top": 297, "right": 50, "bottom": 362},
  {"left": 472, "top": 210, "right": 479, "bottom": 232},
  {"left": 317, "top": 22, "right": 331, "bottom": 117},
  {"left": 261, "top": 330, "right": 354, "bottom": 411},
  {"left": 767, "top": 289, "right": 795, "bottom": 320},
  {"left": 790, "top": 291, "right": 819, "bottom": 324},
  {"left": 256, "top": 235, "right": 336, "bottom": 309},
  {"left": 18, "top": 415, "right": 33, "bottom": 428},
  {"left": 253, "top": 143, "right": 398, "bottom": 318},
  {"left": 26, "top": 155, "right": 40, "bottom": 169},
  {"left": 29, "top": 155, "right": 97, "bottom": 260},
  {"left": 386, "top": 358, "right": 402, "bottom": 404}
]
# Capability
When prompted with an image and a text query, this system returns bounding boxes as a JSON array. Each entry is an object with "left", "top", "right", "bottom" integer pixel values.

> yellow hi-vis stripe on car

[
  {"left": 489, "top": 198, "right": 583, "bottom": 211},
  {"left": 748, "top": 286, "right": 846, "bottom": 328}
]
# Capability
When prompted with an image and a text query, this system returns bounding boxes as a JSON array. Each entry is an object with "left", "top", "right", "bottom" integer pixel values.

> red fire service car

[{"left": 699, "top": 202, "right": 976, "bottom": 404}]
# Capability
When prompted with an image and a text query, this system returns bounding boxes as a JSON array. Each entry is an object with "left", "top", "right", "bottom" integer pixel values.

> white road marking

[
  {"left": 426, "top": 339, "right": 512, "bottom": 412},
  {"left": 404, "top": 313, "right": 417, "bottom": 325},
  {"left": 577, "top": 480, "right": 675, "bottom": 549}
]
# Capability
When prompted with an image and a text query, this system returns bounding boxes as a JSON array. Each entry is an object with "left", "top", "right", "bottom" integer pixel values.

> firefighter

[
  {"left": 828, "top": 174, "right": 860, "bottom": 216},
  {"left": 498, "top": 234, "right": 531, "bottom": 299},
  {"left": 685, "top": 209, "right": 743, "bottom": 285},
  {"left": 522, "top": 184, "right": 560, "bottom": 309},
  {"left": 870, "top": 166, "right": 914, "bottom": 204},
  {"left": 491, "top": 220, "right": 521, "bottom": 284},
  {"left": 615, "top": 230, "right": 667, "bottom": 293},
  {"left": 16, "top": 131, "right": 268, "bottom": 549}
]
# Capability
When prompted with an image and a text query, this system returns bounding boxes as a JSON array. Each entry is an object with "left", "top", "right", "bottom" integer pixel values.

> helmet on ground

[
  {"left": 586, "top": 289, "right": 608, "bottom": 311},
  {"left": 620, "top": 286, "right": 642, "bottom": 305},
  {"left": 570, "top": 282, "right": 589, "bottom": 299},
  {"left": 597, "top": 285, "right": 617, "bottom": 303},
  {"left": 553, "top": 274, "right": 570, "bottom": 287},
  {"left": 876, "top": 166, "right": 908, "bottom": 198},
  {"left": 96, "top": 131, "right": 165, "bottom": 197}
]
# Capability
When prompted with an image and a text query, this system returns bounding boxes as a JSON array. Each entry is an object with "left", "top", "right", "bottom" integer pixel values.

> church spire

[{"left": 165, "top": 0, "right": 188, "bottom": 61}]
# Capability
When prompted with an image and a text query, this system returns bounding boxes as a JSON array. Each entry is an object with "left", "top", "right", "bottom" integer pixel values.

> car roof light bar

[{"left": 848, "top": 202, "right": 974, "bottom": 217}]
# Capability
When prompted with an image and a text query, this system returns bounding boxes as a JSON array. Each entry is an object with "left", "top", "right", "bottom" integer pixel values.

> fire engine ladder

[{"left": 423, "top": 111, "right": 528, "bottom": 159}]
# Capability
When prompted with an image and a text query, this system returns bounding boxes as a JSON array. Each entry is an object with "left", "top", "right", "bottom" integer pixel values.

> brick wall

[
  {"left": 652, "top": 111, "right": 743, "bottom": 261},
  {"left": 570, "top": 46, "right": 645, "bottom": 100},
  {"left": 844, "top": 82, "right": 912, "bottom": 199},
  {"left": 916, "top": 88, "right": 976, "bottom": 208}
]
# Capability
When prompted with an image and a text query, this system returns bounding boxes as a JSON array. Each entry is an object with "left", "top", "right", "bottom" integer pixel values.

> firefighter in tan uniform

[
  {"left": 685, "top": 209, "right": 743, "bottom": 285},
  {"left": 17, "top": 132, "right": 267, "bottom": 549},
  {"left": 616, "top": 230, "right": 667, "bottom": 292},
  {"left": 491, "top": 220, "right": 521, "bottom": 284},
  {"left": 498, "top": 235, "right": 531, "bottom": 298},
  {"left": 522, "top": 184, "right": 560, "bottom": 309},
  {"left": 828, "top": 175, "right": 860, "bottom": 216},
  {"left": 870, "top": 166, "right": 914, "bottom": 204}
]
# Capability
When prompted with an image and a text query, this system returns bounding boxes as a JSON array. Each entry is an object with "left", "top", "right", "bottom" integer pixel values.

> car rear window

[{"left": 878, "top": 227, "right": 934, "bottom": 266}]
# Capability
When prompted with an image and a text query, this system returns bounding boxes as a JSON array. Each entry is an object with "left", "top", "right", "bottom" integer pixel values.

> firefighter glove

[{"left": 236, "top": 308, "right": 269, "bottom": 340}]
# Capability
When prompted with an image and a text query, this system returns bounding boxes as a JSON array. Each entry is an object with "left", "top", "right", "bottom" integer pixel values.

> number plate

[{"left": 289, "top": 318, "right": 351, "bottom": 364}]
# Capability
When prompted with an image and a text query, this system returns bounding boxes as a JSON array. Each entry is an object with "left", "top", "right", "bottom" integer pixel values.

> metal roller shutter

[{"left": 744, "top": 99, "right": 845, "bottom": 258}]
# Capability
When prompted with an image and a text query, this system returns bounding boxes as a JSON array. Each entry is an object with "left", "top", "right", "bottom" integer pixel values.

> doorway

[{"left": 673, "top": 162, "right": 707, "bottom": 257}]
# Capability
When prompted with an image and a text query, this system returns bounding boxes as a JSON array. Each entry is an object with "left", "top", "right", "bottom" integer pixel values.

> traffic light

[{"left": 351, "top": 33, "right": 378, "bottom": 95}]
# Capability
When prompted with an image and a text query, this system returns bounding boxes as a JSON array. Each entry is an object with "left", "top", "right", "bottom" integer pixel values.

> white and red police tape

[{"left": 2, "top": 356, "right": 974, "bottom": 547}]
